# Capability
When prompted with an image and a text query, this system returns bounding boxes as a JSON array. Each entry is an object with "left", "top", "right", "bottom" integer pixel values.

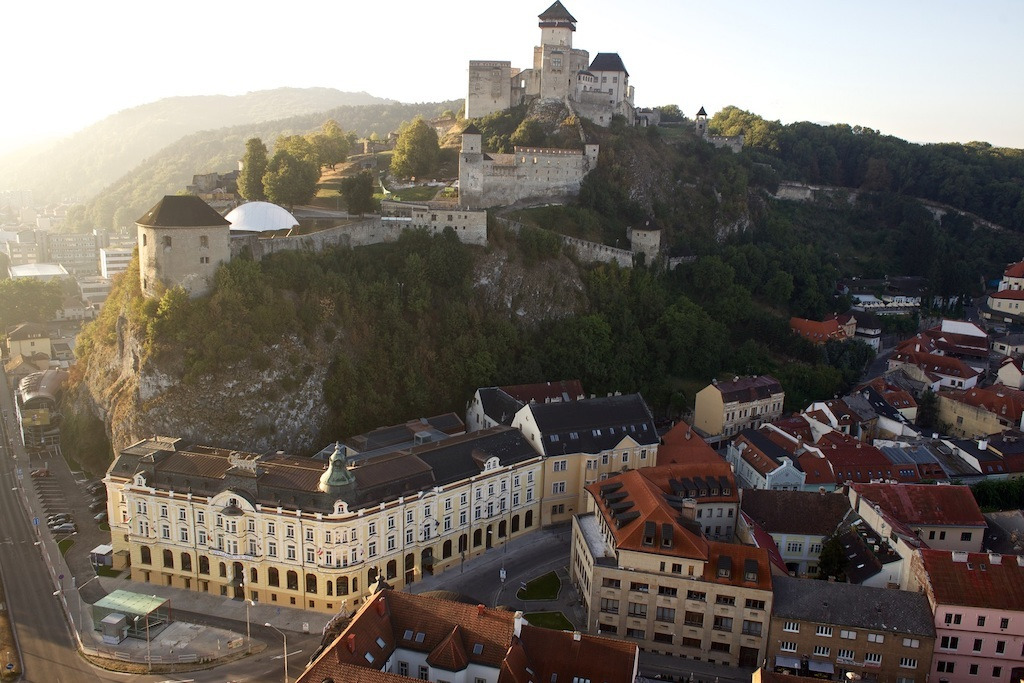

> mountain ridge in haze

[{"left": 0, "top": 87, "right": 393, "bottom": 203}]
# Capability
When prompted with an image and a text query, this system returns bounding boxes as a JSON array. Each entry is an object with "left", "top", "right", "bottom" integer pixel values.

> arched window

[
  {"left": 458, "top": 534, "right": 468, "bottom": 553},
  {"left": 219, "top": 562, "right": 227, "bottom": 578},
  {"left": 404, "top": 553, "right": 415, "bottom": 571},
  {"left": 367, "top": 567, "right": 378, "bottom": 585},
  {"left": 306, "top": 573, "right": 317, "bottom": 594},
  {"left": 473, "top": 529, "right": 482, "bottom": 547},
  {"left": 250, "top": 567, "right": 258, "bottom": 586},
  {"left": 180, "top": 553, "right": 192, "bottom": 572},
  {"left": 140, "top": 546, "right": 152, "bottom": 565},
  {"left": 512, "top": 515, "right": 520, "bottom": 533},
  {"left": 387, "top": 560, "right": 397, "bottom": 579},
  {"left": 163, "top": 549, "right": 174, "bottom": 568},
  {"left": 141, "top": 234, "right": 147, "bottom": 247},
  {"left": 442, "top": 540, "right": 452, "bottom": 559},
  {"left": 525, "top": 510, "right": 534, "bottom": 528},
  {"left": 268, "top": 567, "right": 280, "bottom": 587},
  {"left": 286, "top": 571, "right": 298, "bottom": 591},
  {"left": 337, "top": 577, "right": 349, "bottom": 596},
  {"left": 499, "top": 520, "right": 507, "bottom": 538},
  {"left": 198, "top": 555, "right": 210, "bottom": 575},
  {"left": 326, "top": 581, "right": 333, "bottom": 596},
  {"left": 162, "top": 235, "right": 172, "bottom": 248}
]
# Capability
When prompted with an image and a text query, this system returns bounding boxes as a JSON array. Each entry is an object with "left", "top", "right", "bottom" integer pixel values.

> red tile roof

[
  {"left": 703, "top": 540, "right": 774, "bottom": 591},
  {"left": 920, "top": 549, "right": 1024, "bottom": 611},
  {"left": 790, "top": 316, "right": 845, "bottom": 343},
  {"left": 815, "top": 432, "right": 900, "bottom": 484},
  {"left": 991, "top": 289, "right": 1024, "bottom": 301},
  {"left": 852, "top": 482, "right": 986, "bottom": 527},
  {"left": 297, "top": 588, "right": 638, "bottom": 683},
  {"left": 657, "top": 420, "right": 721, "bottom": 465},
  {"left": 890, "top": 350, "right": 979, "bottom": 380},
  {"left": 1004, "top": 261, "right": 1024, "bottom": 279},
  {"left": 940, "top": 385, "right": 1024, "bottom": 425},
  {"left": 500, "top": 379, "right": 584, "bottom": 404}
]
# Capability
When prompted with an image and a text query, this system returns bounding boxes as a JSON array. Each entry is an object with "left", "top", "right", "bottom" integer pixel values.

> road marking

[{"left": 272, "top": 649, "right": 303, "bottom": 659}]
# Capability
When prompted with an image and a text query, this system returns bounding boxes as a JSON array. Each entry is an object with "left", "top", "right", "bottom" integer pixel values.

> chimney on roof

[
  {"left": 347, "top": 634, "right": 356, "bottom": 653},
  {"left": 686, "top": 428, "right": 692, "bottom": 440},
  {"left": 375, "top": 597, "right": 386, "bottom": 616},
  {"left": 477, "top": 604, "right": 485, "bottom": 616},
  {"left": 680, "top": 498, "right": 697, "bottom": 522},
  {"left": 952, "top": 551, "right": 969, "bottom": 563},
  {"left": 573, "top": 631, "right": 582, "bottom": 641},
  {"left": 989, "top": 553, "right": 1002, "bottom": 565},
  {"left": 978, "top": 438, "right": 989, "bottom": 450},
  {"left": 514, "top": 611, "right": 526, "bottom": 638}
]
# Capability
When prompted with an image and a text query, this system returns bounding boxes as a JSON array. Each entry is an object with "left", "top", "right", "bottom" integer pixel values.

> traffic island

[{"left": 515, "top": 570, "right": 560, "bottom": 600}]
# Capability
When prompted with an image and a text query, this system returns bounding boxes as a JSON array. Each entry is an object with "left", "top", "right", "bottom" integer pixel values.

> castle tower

[
  {"left": 137, "top": 195, "right": 231, "bottom": 298},
  {"left": 695, "top": 106, "right": 708, "bottom": 138},
  {"left": 458, "top": 124, "right": 485, "bottom": 209},
  {"left": 538, "top": 1, "right": 576, "bottom": 49}
]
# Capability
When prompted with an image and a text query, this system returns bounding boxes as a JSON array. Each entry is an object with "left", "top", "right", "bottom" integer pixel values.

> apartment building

[
  {"left": 849, "top": 483, "right": 986, "bottom": 553},
  {"left": 912, "top": 549, "right": 1024, "bottom": 683},
  {"left": 511, "top": 393, "right": 659, "bottom": 526},
  {"left": 694, "top": 375, "right": 784, "bottom": 439},
  {"left": 570, "top": 465, "right": 773, "bottom": 668},
  {"left": 767, "top": 575, "right": 935, "bottom": 682},
  {"left": 296, "top": 588, "right": 639, "bottom": 683},
  {"left": 104, "top": 423, "right": 544, "bottom": 614}
]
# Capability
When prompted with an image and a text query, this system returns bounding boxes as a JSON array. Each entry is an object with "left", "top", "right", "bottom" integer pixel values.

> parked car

[
  {"left": 30, "top": 469, "right": 50, "bottom": 478},
  {"left": 93, "top": 512, "right": 107, "bottom": 523},
  {"left": 50, "top": 523, "right": 76, "bottom": 533},
  {"left": 89, "top": 500, "right": 106, "bottom": 513},
  {"left": 86, "top": 482, "right": 105, "bottom": 496},
  {"left": 47, "top": 514, "right": 72, "bottom": 525}
]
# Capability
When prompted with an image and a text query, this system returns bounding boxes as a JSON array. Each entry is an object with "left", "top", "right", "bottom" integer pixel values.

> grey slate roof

[
  {"left": 588, "top": 53, "right": 628, "bottom": 77},
  {"left": 478, "top": 387, "right": 526, "bottom": 426},
  {"left": 527, "top": 394, "right": 657, "bottom": 456},
  {"left": 772, "top": 575, "right": 935, "bottom": 637},
  {"left": 538, "top": 1, "right": 577, "bottom": 24},
  {"left": 136, "top": 195, "right": 230, "bottom": 228},
  {"left": 414, "top": 426, "right": 538, "bottom": 486},
  {"left": 737, "top": 428, "right": 797, "bottom": 470}
]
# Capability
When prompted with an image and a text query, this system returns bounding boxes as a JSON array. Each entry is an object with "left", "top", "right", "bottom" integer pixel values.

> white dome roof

[{"left": 225, "top": 201, "right": 298, "bottom": 232}]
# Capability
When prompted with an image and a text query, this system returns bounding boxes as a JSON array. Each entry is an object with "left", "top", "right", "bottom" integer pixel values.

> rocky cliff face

[{"left": 68, "top": 243, "right": 587, "bottom": 465}]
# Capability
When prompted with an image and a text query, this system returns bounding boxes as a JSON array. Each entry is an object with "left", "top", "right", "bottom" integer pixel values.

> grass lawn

[
  {"left": 58, "top": 538, "right": 74, "bottom": 556},
  {"left": 523, "top": 611, "right": 575, "bottom": 631},
  {"left": 390, "top": 185, "right": 440, "bottom": 202},
  {"left": 97, "top": 566, "right": 122, "bottom": 578},
  {"left": 516, "top": 571, "right": 560, "bottom": 600}
]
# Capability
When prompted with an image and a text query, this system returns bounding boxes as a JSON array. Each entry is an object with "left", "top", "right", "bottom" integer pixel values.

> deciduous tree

[
  {"left": 262, "top": 149, "right": 319, "bottom": 210},
  {"left": 390, "top": 117, "right": 439, "bottom": 179},
  {"left": 238, "top": 138, "right": 269, "bottom": 201},
  {"left": 340, "top": 171, "right": 375, "bottom": 216}
]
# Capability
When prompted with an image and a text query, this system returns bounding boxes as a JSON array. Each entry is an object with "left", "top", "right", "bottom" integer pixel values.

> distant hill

[
  {"left": 0, "top": 88, "right": 392, "bottom": 203},
  {"left": 82, "top": 100, "right": 460, "bottom": 229}
]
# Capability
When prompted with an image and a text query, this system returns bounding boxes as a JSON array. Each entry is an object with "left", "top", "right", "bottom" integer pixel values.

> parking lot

[{"left": 28, "top": 458, "right": 107, "bottom": 541}]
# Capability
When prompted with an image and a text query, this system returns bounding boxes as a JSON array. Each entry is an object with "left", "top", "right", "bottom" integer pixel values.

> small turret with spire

[{"left": 318, "top": 442, "right": 356, "bottom": 493}]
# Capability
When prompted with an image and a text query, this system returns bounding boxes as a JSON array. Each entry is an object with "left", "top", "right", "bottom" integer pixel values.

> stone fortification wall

[
  {"left": 230, "top": 212, "right": 487, "bottom": 262},
  {"left": 706, "top": 134, "right": 744, "bottom": 153},
  {"left": 460, "top": 144, "right": 595, "bottom": 209},
  {"left": 496, "top": 217, "right": 632, "bottom": 267}
]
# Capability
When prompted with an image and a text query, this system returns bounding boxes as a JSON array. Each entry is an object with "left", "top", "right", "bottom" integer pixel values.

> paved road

[{"left": 0, "top": 368, "right": 104, "bottom": 683}]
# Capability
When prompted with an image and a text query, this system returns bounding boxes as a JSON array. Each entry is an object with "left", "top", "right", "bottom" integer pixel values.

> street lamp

[
  {"left": 133, "top": 614, "right": 151, "bottom": 672},
  {"left": 265, "top": 622, "right": 288, "bottom": 683},
  {"left": 244, "top": 599, "right": 255, "bottom": 653},
  {"left": 75, "top": 575, "right": 101, "bottom": 636}
]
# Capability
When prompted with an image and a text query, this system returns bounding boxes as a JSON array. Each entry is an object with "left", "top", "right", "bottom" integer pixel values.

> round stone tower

[{"left": 137, "top": 195, "right": 231, "bottom": 298}]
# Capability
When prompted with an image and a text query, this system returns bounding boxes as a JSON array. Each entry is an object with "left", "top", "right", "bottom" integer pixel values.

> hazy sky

[{"left": 2, "top": 0, "right": 1022, "bottom": 154}]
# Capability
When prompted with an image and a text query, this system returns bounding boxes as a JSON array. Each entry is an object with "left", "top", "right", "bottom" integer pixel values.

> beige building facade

[
  {"left": 105, "top": 426, "right": 544, "bottom": 614},
  {"left": 694, "top": 375, "right": 785, "bottom": 438},
  {"left": 571, "top": 466, "right": 773, "bottom": 668}
]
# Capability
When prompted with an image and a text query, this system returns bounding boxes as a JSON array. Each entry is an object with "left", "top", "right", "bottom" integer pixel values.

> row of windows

[
  {"left": 937, "top": 661, "right": 1005, "bottom": 678},
  {"left": 944, "top": 612, "right": 1011, "bottom": 629},
  {"left": 940, "top": 635, "right": 1011, "bottom": 654},
  {"left": 783, "top": 622, "right": 887, "bottom": 644},
  {"left": 141, "top": 234, "right": 210, "bottom": 248}
]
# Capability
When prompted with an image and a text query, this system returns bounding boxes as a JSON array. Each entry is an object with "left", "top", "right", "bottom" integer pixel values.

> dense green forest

[{"left": 710, "top": 105, "right": 1024, "bottom": 232}]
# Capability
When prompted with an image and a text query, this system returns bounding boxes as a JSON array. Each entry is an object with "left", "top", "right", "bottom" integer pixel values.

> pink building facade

[{"left": 913, "top": 549, "right": 1024, "bottom": 683}]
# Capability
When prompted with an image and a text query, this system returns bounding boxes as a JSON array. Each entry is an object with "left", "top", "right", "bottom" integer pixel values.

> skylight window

[
  {"left": 415, "top": 632, "right": 426, "bottom": 643},
  {"left": 376, "top": 637, "right": 386, "bottom": 648},
  {"left": 403, "top": 629, "right": 413, "bottom": 640},
  {"left": 473, "top": 643, "right": 484, "bottom": 655},
  {"left": 364, "top": 652, "right": 375, "bottom": 663}
]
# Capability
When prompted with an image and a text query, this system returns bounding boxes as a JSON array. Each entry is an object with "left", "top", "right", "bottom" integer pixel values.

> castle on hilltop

[{"left": 466, "top": 1, "right": 635, "bottom": 127}]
